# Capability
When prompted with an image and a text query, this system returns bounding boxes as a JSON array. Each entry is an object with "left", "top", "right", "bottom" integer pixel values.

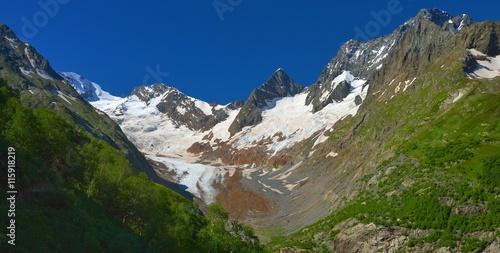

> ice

[
  {"left": 194, "top": 100, "right": 213, "bottom": 115},
  {"left": 147, "top": 155, "right": 234, "bottom": 203},
  {"left": 231, "top": 71, "right": 368, "bottom": 154},
  {"left": 59, "top": 72, "right": 122, "bottom": 102}
]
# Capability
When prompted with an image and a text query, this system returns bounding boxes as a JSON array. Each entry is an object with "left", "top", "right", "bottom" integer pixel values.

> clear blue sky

[{"left": 1, "top": 1, "right": 498, "bottom": 104}]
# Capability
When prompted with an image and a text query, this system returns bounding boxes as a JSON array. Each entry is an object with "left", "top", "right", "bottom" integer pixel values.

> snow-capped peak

[{"left": 58, "top": 72, "right": 121, "bottom": 102}]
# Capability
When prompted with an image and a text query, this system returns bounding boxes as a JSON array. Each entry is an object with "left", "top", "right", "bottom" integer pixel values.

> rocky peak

[
  {"left": 409, "top": 8, "right": 473, "bottom": 33},
  {"left": 253, "top": 68, "right": 304, "bottom": 108},
  {"left": 414, "top": 8, "right": 454, "bottom": 27},
  {"left": 130, "top": 83, "right": 174, "bottom": 103},
  {"left": 0, "top": 24, "right": 18, "bottom": 41},
  {"left": 58, "top": 72, "right": 95, "bottom": 99},
  {"left": 0, "top": 24, "right": 61, "bottom": 86},
  {"left": 228, "top": 69, "right": 304, "bottom": 136},
  {"left": 306, "top": 9, "right": 473, "bottom": 112}
]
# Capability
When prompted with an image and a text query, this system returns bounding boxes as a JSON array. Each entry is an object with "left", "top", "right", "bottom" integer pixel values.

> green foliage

[
  {"left": 198, "top": 204, "right": 264, "bottom": 253},
  {"left": 423, "top": 138, "right": 479, "bottom": 167},
  {"left": 269, "top": 70, "right": 500, "bottom": 251},
  {"left": 460, "top": 238, "right": 488, "bottom": 253},
  {"left": 479, "top": 154, "right": 500, "bottom": 191},
  {"left": 0, "top": 79, "right": 262, "bottom": 252}
]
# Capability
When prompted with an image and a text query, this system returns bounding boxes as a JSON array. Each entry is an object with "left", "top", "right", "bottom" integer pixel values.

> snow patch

[
  {"left": 327, "top": 152, "right": 338, "bottom": 158},
  {"left": 467, "top": 49, "right": 500, "bottom": 79},
  {"left": 403, "top": 78, "right": 417, "bottom": 92},
  {"left": 452, "top": 92, "right": 464, "bottom": 103},
  {"left": 258, "top": 180, "right": 283, "bottom": 194},
  {"left": 4, "top": 36, "right": 18, "bottom": 49},
  {"left": 53, "top": 90, "right": 76, "bottom": 105},
  {"left": 19, "top": 67, "right": 33, "bottom": 76},
  {"left": 147, "top": 156, "right": 234, "bottom": 203},
  {"left": 195, "top": 100, "right": 213, "bottom": 115}
]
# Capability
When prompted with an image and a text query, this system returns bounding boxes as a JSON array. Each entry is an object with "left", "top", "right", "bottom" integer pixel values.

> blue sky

[{"left": 1, "top": 1, "right": 499, "bottom": 104}]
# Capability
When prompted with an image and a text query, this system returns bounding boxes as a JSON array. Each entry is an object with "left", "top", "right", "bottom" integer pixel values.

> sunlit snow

[{"left": 467, "top": 49, "right": 500, "bottom": 79}]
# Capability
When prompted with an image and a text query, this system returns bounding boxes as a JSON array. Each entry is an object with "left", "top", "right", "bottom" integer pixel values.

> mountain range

[{"left": 1, "top": 7, "right": 499, "bottom": 252}]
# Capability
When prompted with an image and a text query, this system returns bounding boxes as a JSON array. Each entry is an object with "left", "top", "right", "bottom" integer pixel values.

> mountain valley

[{"left": 1, "top": 8, "right": 499, "bottom": 252}]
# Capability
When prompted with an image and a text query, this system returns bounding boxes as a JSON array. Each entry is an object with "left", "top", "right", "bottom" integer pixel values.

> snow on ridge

[
  {"left": 194, "top": 100, "right": 214, "bottom": 115},
  {"left": 232, "top": 72, "right": 369, "bottom": 154},
  {"left": 320, "top": 71, "right": 365, "bottom": 102},
  {"left": 4, "top": 36, "right": 18, "bottom": 49},
  {"left": 59, "top": 72, "right": 123, "bottom": 102}
]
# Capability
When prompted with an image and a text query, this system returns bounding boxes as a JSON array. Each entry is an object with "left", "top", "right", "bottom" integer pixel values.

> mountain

[
  {"left": 266, "top": 11, "right": 500, "bottom": 252},
  {"left": 58, "top": 71, "right": 120, "bottom": 102},
  {"left": 17, "top": 7, "right": 500, "bottom": 252},
  {"left": 0, "top": 24, "right": 264, "bottom": 253},
  {"left": 70, "top": 8, "right": 500, "bottom": 252},
  {"left": 228, "top": 68, "right": 305, "bottom": 135},
  {"left": 0, "top": 24, "right": 188, "bottom": 194},
  {"left": 306, "top": 8, "right": 473, "bottom": 112}
]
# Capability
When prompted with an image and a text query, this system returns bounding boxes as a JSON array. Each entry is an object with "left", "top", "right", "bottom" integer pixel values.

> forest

[{"left": 0, "top": 77, "right": 264, "bottom": 252}]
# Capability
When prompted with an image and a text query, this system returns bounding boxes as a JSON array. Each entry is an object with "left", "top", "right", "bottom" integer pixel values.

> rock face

[
  {"left": 333, "top": 222, "right": 410, "bottom": 253},
  {"left": 456, "top": 21, "right": 500, "bottom": 56},
  {"left": 0, "top": 24, "right": 62, "bottom": 90},
  {"left": 228, "top": 68, "right": 305, "bottom": 135},
  {"left": 483, "top": 237, "right": 500, "bottom": 253},
  {"left": 131, "top": 83, "right": 239, "bottom": 131},
  {"left": 306, "top": 8, "right": 472, "bottom": 112}
]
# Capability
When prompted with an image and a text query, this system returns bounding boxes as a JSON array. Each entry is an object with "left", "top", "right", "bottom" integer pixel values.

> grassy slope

[{"left": 267, "top": 45, "right": 500, "bottom": 252}]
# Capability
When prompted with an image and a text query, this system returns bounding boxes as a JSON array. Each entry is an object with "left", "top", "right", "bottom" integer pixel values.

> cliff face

[
  {"left": 228, "top": 68, "right": 304, "bottom": 136},
  {"left": 305, "top": 8, "right": 472, "bottom": 112}
]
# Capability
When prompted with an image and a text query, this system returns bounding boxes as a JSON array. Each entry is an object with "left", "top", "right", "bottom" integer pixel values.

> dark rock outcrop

[
  {"left": 306, "top": 8, "right": 472, "bottom": 112},
  {"left": 228, "top": 68, "right": 304, "bottom": 135}
]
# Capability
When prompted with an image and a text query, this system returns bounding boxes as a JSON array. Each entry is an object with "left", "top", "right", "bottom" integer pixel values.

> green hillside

[
  {"left": 0, "top": 78, "right": 263, "bottom": 252},
  {"left": 267, "top": 26, "right": 500, "bottom": 252}
]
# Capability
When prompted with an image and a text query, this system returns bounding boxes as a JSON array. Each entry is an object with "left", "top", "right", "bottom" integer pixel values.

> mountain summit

[{"left": 228, "top": 68, "right": 305, "bottom": 135}]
